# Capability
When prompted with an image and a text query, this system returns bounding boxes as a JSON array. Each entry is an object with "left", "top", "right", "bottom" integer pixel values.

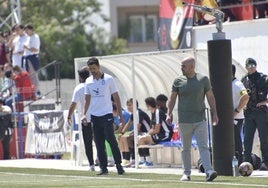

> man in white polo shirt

[
  {"left": 82, "top": 57, "right": 125, "bottom": 175},
  {"left": 67, "top": 66, "right": 95, "bottom": 171},
  {"left": 23, "top": 24, "right": 41, "bottom": 98}
]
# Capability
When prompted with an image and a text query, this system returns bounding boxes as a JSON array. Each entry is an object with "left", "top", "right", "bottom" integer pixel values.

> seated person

[
  {"left": 0, "top": 65, "right": 12, "bottom": 99},
  {"left": 137, "top": 97, "right": 173, "bottom": 166},
  {"left": 118, "top": 98, "right": 151, "bottom": 167},
  {"left": 4, "top": 65, "right": 35, "bottom": 110}
]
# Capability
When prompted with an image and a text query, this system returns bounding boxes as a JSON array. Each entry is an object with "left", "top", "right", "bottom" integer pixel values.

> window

[{"left": 129, "top": 15, "right": 157, "bottom": 43}]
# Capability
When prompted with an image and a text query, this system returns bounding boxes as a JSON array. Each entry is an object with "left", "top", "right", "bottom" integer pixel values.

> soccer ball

[{"left": 238, "top": 162, "right": 254, "bottom": 176}]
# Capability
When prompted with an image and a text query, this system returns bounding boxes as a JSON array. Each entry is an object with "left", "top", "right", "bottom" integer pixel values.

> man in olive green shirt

[{"left": 167, "top": 56, "right": 219, "bottom": 182}]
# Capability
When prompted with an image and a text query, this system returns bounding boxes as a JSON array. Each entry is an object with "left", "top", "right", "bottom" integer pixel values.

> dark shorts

[{"left": 152, "top": 133, "right": 172, "bottom": 144}]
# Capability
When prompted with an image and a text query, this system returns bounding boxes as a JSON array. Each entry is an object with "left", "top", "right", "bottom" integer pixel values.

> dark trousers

[
  {"left": 91, "top": 114, "right": 122, "bottom": 170},
  {"left": 243, "top": 110, "right": 268, "bottom": 165},
  {"left": 234, "top": 119, "right": 244, "bottom": 164},
  {"left": 1, "top": 134, "right": 11, "bottom": 159},
  {"left": 23, "top": 54, "right": 40, "bottom": 71},
  {"left": 82, "top": 122, "right": 94, "bottom": 166}
]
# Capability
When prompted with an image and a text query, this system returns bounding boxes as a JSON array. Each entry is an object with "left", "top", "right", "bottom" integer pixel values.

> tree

[{"left": 17, "top": 0, "right": 127, "bottom": 78}]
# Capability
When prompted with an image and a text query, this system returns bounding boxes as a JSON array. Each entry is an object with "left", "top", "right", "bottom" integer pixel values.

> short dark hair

[
  {"left": 145, "top": 97, "right": 156, "bottom": 108},
  {"left": 78, "top": 66, "right": 89, "bottom": 81},
  {"left": 5, "top": 70, "right": 12, "bottom": 78},
  {"left": 245, "top": 58, "right": 257, "bottom": 66},
  {"left": 25, "top": 24, "right": 34, "bottom": 30},
  {"left": 87, "top": 57, "right": 99, "bottom": 66},
  {"left": 156, "top": 94, "right": 168, "bottom": 102}
]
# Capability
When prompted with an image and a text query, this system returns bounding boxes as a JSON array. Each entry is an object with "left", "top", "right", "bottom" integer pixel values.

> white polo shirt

[
  {"left": 72, "top": 82, "right": 91, "bottom": 122},
  {"left": 12, "top": 34, "right": 27, "bottom": 67},
  {"left": 84, "top": 73, "right": 118, "bottom": 117},
  {"left": 24, "top": 33, "right": 40, "bottom": 56},
  {"left": 232, "top": 78, "right": 247, "bottom": 119}
]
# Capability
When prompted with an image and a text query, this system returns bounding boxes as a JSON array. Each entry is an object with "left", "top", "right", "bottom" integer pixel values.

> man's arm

[
  {"left": 82, "top": 94, "right": 90, "bottom": 122},
  {"left": 121, "top": 118, "right": 132, "bottom": 134},
  {"left": 206, "top": 89, "right": 219, "bottom": 126},
  {"left": 234, "top": 93, "right": 249, "bottom": 118},
  {"left": 67, "top": 102, "right": 77, "bottom": 124},
  {"left": 166, "top": 91, "right": 177, "bottom": 124},
  {"left": 112, "top": 92, "right": 124, "bottom": 125}
]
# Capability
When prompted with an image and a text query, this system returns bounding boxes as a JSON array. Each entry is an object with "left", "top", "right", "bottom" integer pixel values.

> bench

[{"left": 138, "top": 139, "right": 199, "bottom": 167}]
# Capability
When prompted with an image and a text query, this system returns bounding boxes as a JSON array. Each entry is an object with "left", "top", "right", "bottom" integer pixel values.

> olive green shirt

[{"left": 172, "top": 73, "right": 211, "bottom": 123}]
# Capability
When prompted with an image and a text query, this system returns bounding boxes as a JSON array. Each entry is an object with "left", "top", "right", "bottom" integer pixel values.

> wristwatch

[{"left": 235, "top": 108, "right": 240, "bottom": 113}]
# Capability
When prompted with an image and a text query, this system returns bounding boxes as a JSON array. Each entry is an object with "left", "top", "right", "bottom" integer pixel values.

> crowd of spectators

[
  {"left": 0, "top": 24, "right": 40, "bottom": 112},
  {"left": 195, "top": 0, "right": 268, "bottom": 26}
]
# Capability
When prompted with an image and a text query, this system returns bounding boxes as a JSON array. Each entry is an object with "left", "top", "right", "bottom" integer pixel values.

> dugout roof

[{"left": 74, "top": 49, "right": 246, "bottom": 123}]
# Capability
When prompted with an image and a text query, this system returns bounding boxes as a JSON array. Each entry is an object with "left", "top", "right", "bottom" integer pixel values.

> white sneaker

[
  {"left": 180, "top": 174, "right": 191, "bottom": 181},
  {"left": 121, "top": 160, "right": 130, "bottom": 167},
  {"left": 206, "top": 170, "right": 217, "bottom": 181},
  {"left": 125, "top": 160, "right": 135, "bottom": 168},
  {"left": 89, "top": 165, "right": 95, "bottom": 171}
]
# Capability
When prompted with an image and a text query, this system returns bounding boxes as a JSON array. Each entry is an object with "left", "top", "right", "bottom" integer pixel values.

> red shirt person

[
  {"left": 4, "top": 65, "right": 35, "bottom": 109},
  {"left": 12, "top": 65, "right": 35, "bottom": 100}
]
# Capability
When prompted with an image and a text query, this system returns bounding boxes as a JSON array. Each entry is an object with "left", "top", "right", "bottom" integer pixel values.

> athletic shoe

[
  {"left": 138, "top": 161, "right": 145, "bottom": 165},
  {"left": 206, "top": 170, "right": 217, "bottom": 181},
  {"left": 180, "top": 174, "right": 191, "bottom": 181},
  {"left": 108, "top": 160, "right": 115, "bottom": 167},
  {"left": 96, "top": 168, "right": 108, "bottom": 175},
  {"left": 260, "top": 163, "right": 268, "bottom": 171},
  {"left": 116, "top": 164, "right": 125, "bottom": 175},
  {"left": 121, "top": 160, "right": 130, "bottom": 167},
  {"left": 125, "top": 161, "right": 135, "bottom": 168},
  {"left": 140, "top": 161, "right": 153, "bottom": 167},
  {"left": 89, "top": 165, "right": 95, "bottom": 171}
]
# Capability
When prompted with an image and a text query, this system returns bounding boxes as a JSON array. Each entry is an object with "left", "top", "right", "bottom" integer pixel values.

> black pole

[
  {"left": 207, "top": 39, "right": 234, "bottom": 176},
  {"left": 54, "top": 61, "right": 61, "bottom": 106}
]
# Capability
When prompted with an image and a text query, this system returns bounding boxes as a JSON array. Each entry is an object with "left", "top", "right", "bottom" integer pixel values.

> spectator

[
  {"left": 67, "top": 66, "right": 95, "bottom": 171},
  {"left": 5, "top": 65, "right": 35, "bottom": 110},
  {"left": 0, "top": 97, "right": 13, "bottom": 159},
  {"left": 23, "top": 24, "right": 41, "bottom": 98},
  {"left": 166, "top": 56, "right": 218, "bottom": 181},
  {"left": 137, "top": 97, "right": 173, "bottom": 166},
  {"left": 82, "top": 57, "right": 125, "bottom": 175},
  {"left": 241, "top": 58, "right": 268, "bottom": 170},
  {"left": 0, "top": 31, "right": 10, "bottom": 65},
  {"left": 10, "top": 25, "right": 26, "bottom": 68},
  {"left": 232, "top": 64, "right": 249, "bottom": 165},
  {"left": 0, "top": 65, "right": 11, "bottom": 99}
]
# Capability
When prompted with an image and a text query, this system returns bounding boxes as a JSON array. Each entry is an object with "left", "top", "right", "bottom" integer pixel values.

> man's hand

[
  {"left": 81, "top": 115, "right": 87, "bottom": 126},
  {"left": 211, "top": 113, "right": 219, "bottom": 126},
  {"left": 67, "top": 117, "right": 72, "bottom": 125},
  {"left": 166, "top": 115, "right": 172, "bottom": 125}
]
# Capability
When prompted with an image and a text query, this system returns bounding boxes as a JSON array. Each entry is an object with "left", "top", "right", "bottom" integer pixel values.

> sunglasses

[{"left": 246, "top": 64, "right": 256, "bottom": 68}]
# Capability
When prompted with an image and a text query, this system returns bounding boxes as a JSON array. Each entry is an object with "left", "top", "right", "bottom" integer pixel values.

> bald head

[
  {"left": 181, "top": 57, "right": 196, "bottom": 77},
  {"left": 182, "top": 56, "right": 195, "bottom": 66}
]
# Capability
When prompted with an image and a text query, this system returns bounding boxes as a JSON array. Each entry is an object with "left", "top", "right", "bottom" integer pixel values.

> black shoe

[
  {"left": 96, "top": 168, "right": 108, "bottom": 175},
  {"left": 116, "top": 164, "right": 125, "bottom": 175},
  {"left": 260, "top": 163, "right": 268, "bottom": 171}
]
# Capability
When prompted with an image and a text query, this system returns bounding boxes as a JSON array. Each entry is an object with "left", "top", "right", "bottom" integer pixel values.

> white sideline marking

[{"left": 0, "top": 172, "right": 267, "bottom": 187}]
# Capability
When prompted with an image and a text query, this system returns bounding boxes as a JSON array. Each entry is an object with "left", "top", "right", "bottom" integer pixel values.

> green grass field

[{"left": 0, "top": 167, "right": 267, "bottom": 188}]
